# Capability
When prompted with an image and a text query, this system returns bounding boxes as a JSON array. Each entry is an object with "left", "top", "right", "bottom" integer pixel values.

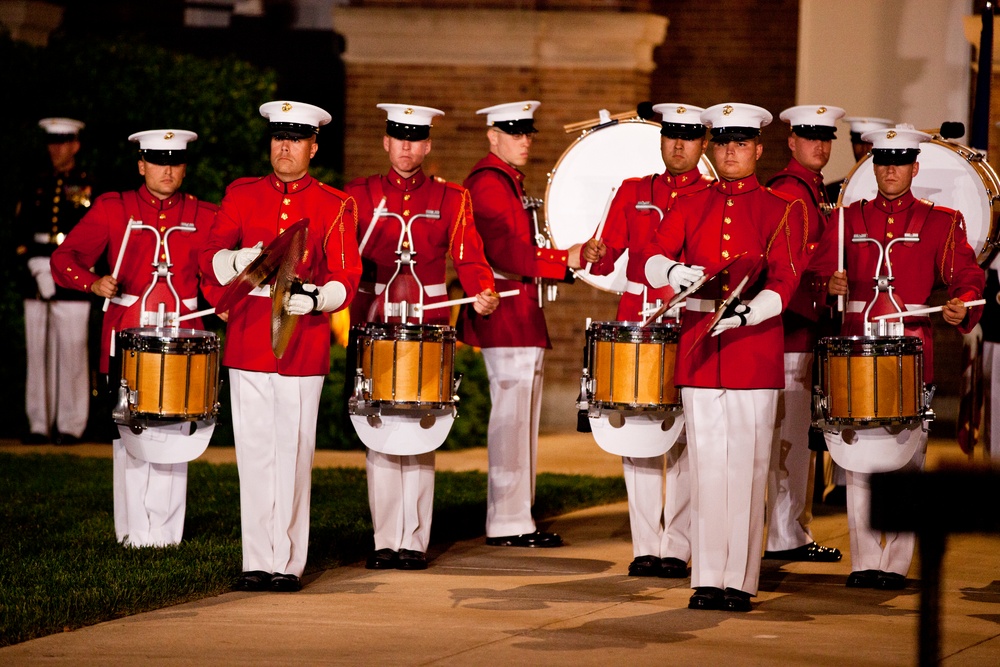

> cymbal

[
  {"left": 271, "top": 229, "right": 309, "bottom": 358},
  {"left": 686, "top": 253, "right": 764, "bottom": 355},
  {"left": 214, "top": 218, "right": 309, "bottom": 315},
  {"left": 640, "top": 252, "right": 747, "bottom": 327}
]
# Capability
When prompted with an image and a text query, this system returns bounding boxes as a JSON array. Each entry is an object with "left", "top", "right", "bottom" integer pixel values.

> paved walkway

[{"left": 2, "top": 434, "right": 1000, "bottom": 665}]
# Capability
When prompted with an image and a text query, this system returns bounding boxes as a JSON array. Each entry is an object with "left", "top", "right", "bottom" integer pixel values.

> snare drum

[
  {"left": 587, "top": 321, "right": 680, "bottom": 409},
  {"left": 816, "top": 335, "right": 923, "bottom": 425},
  {"left": 117, "top": 327, "right": 220, "bottom": 421},
  {"left": 545, "top": 119, "right": 716, "bottom": 292},
  {"left": 840, "top": 139, "right": 1000, "bottom": 265},
  {"left": 356, "top": 323, "right": 456, "bottom": 406}
]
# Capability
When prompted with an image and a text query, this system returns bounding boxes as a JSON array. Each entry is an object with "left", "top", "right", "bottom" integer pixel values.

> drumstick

[
  {"left": 415, "top": 289, "right": 519, "bottom": 312},
  {"left": 871, "top": 299, "right": 986, "bottom": 321},
  {"left": 837, "top": 206, "right": 845, "bottom": 313},
  {"left": 583, "top": 186, "right": 617, "bottom": 275},
  {"left": 175, "top": 307, "right": 216, "bottom": 323},
  {"left": 563, "top": 110, "right": 638, "bottom": 133},
  {"left": 103, "top": 217, "right": 135, "bottom": 312},
  {"left": 358, "top": 196, "right": 387, "bottom": 255}
]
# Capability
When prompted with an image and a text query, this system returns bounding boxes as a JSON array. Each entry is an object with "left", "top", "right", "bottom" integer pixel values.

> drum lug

[
  {"left": 111, "top": 378, "right": 136, "bottom": 425},
  {"left": 576, "top": 369, "right": 591, "bottom": 410},
  {"left": 452, "top": 372, "right": 463, "bottom": 400}
]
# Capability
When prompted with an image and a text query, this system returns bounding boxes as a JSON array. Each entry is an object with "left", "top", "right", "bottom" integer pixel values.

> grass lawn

[{"left": 0, "top": 452, "right": 625, "bottom": 647}]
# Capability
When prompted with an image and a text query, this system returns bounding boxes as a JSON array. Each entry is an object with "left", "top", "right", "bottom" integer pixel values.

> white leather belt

[
  {"left": 624, "top": 280, "right": 645, "bottom": 296},
  {"left": 493, "top": 269, "right": 526, "bottom": 282},
  {"left": 110, "top": 293, "right": 139, "bottom": 307},
  {"left": 686, "top": 297, "right": 724, "bottom": 313},
  {"left": 374, "top": 282, "right": 446, "bottom": 298},
  {"left": 846, "top": 300, "right": 928, "bottom": 314}
]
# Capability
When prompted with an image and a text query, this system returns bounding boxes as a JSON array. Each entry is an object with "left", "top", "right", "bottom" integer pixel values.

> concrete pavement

[{"left": 2, "top": 434, "right": 1000, "bottom": 665}]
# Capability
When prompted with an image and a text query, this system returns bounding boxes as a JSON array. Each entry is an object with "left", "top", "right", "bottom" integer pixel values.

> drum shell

[
  {"left": 117, "top": 327, "right": 220, "bottom": 421},
  {"left": 587, "top": 321, "right": 680, "bottom": 409},
  {"left": 357, "top": 323, "right": 456, "bottom": 405},
  {"left": 817, "top": 335, "right": 923, "bottom": 424}
]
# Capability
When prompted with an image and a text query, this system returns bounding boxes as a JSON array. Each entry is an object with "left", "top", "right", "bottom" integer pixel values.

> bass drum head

[
  {"left": 839, "top": 139, "right": 1000, "bottom": 266},
  {"left": 545, "top": 119, "right": 716, "bottom": 293}
]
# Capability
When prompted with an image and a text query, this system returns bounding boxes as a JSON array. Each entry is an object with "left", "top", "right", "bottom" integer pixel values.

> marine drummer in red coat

[
  {"left": 761, "top": 105, "right": 845, "bottom": 565},
  {"left": 458, "top": 100, "right": 584, "bottom": 548},
  {"left": 344, "top": 103, "right": 499, "bottom": 571},
  {"left": 52, "top": 129, "right": 217, "bottom": 547},
  {"left": 201, "top": 101, "right": 362, "bottom": 592},
  {"left": 640, "top": 103, "right": 808, "bottom": 612},
  {"left": 582, "top": 102, "right": 714, "bottom": 579},
  {"left": 818, "top": 125, "right": 984, "bottom": 590}
]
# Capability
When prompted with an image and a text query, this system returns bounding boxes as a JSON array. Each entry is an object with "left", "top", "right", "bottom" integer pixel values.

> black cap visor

[
  {"left": 709, "top": 126, "right": 760, "bottom": 143},
  {"left": 386, "top": 120, "right": 431, "bottom": 142},
  {"left": 45, "top": 133, "right": 78, "bottom": 145},
  {"left": 792, "top": 125, "right": 837, "bottom": 141},
  {"left": 491, "top": 118, "right": 537, "bottom": 135},
  {"left": 660, "top": 122, "right": 707, "bottom": 140},
  {"left": 140, "top": 149, "right": 187, "bottom": 166},
  {"left": 871, "top": 148, "right": 920, "bottom": 166},
  {"left": 269, "top": 122, "right": 317, "bottom": 139}
]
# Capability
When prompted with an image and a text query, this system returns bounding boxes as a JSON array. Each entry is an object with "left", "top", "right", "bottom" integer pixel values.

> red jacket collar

[
  {"left": 386, "top": 167, "right": 427, "bottom": 192},
  {"left": 873, "top": 189, "right": 916, "bottom": 213},
  {"left": 715, "top": 173, "right": 760, "bottom": 195},
  {"left": 138, "top": 184, "right": 182, "bottom": 210},
  {"left": 267, "top": 172, "right": 314, "bottom": 194}
]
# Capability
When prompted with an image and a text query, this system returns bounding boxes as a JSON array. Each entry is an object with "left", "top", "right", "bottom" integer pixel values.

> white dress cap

[
  {"left": 39, "top": 118, "right": 85, "bottom": 136},
  {"left": 700, "top": 103, "right": 772, "bottom": 141},
  {"left": 259, "top": 100, "right": 332, "bottom": 133},
  {"left": 128, "top": 129, "right": 198, "bottom": 150},
  {"left": 861, "top": 124, "right": 932, "bottom": 151},
  {"left": 476, "top": 100, "right": 541, "bottom": 134},
  {"left": 844, "top": 116, "right": 894, "bottom": 136},
  {"left": 377, "top": 104, "right": 444, "bottom": 127},
  {"left": 651, "top": 103, "right": 706, "bottom": 125}
]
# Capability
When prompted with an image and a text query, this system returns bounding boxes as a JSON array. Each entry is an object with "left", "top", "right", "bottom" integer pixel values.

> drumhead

[
  {"left": 817, "top": 335, "right": 922, "bottom": 356},
  {"left": 839, "top": 139, "right": 1000, "bottom": 266},
  {"left": 360, "top": 322, "right": 456, "bottom": 342},
  {"left": 118, "top": 327, "right": 218, "bottom": 353},
  {"left": 588, "top": 320, "right": 679, "bottom": 343},
  {"left": 545, "top": 119, "right": 716, "bottom": 293}
]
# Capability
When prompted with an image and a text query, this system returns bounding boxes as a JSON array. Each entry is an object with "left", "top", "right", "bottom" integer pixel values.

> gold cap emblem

[
  {"left": 676, "top": 106, "right": 687, "bottom": 114},
  {"left": 281, "top": 102, "right": 292, "bottom": 112},
  {"left": 886, "top": 130, "right": 897, "bottom": 139},
  {"left": 817, "top": 107, "right": 827, "bottom": 114},
  {"left": 404, "top": 108, "right": 414, "bottom": 115},
  {"left": 163, "top": 132, "right": 174, "bottom": 140},
  {"left": 523, "top": 103, "right": 531, "bottom": 111},
  {"left": 723, "top": 105, "right": 734, "bottom": 116}
]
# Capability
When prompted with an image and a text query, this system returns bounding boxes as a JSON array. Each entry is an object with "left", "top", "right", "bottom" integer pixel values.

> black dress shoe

[
  {"left": 397, "top": 549, "right": 428, "bottom": 571},
  {"left": 54, "top": 433, "right": 81, "bottom": 446},
  {"left": 627, "top": 555, "right": 661, "bottom": 577},
  {"left": 270, "top": 573, "right": 302, "bottom": 592},
  {"left": 876, "top": 571, "right": 907, "bottom": 590},
  {"left": 722, "top": 588, "right": 753, "bottom": 612},
  {"left": 658, "top": 557, "right": 689, "bottom": 579},
  {"left": 846, "top": 570, "right": 880, "bottom": 588},
  {"left": 485, "top": 531, "right": 563, "bottom": 548},
  {"left": 688, "top": 587, "right": 724, "bottom": 610},
  {"left": 763, "top": 541, "right": 842, "bottom": 562},
  {"left": 365, "top": 548, "right": 398, "bottom": 570},
  {"left": 233, "top": 570, "right": 272, "bottom": 591},
  {"left": 22, "top": 433, "right": 50, "bottom": 445}
]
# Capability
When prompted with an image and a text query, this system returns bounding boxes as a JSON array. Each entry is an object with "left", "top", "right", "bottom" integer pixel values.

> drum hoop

[
  {"left": 588, "top": 321, "right": 678, "bottom": 343},
  {"left": 119, "top": 327, "right": 218, "bottom": 353},
  {"left": 817, "top": 335, "right": 923, "bottom": 356},
  {"left": 838, "top": 138, "right": 1000, "bottom": 266}
]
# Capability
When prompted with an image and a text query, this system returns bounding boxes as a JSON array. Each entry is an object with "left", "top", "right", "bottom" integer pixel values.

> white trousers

[
  {"left": 622, "top": 434, "right": 691, "bottom": 560},
  {"left": 366, "top": 450, "right": 435, "bottom": 552},
  {"left": 24, "top": 299, "right": 90, "bottom": 437},
  {"left": 766, "top": 352, "right": 816, "bottom": 551},
  {"left": 845, "top": 432, "right": 927, "bottom": 575},
  {"left": 481, "top": 347, "right": 544, "bottom": 537},
  {"left": 112, "top": 439, "right": 187, "bottom": 547},
  {"left": 683, "top": 386, "right": 776, "bottom": 595},
  {"left": 983, "top": 341, "right": 1000, "bottom": 462},
  {"left": 230, "top": 369, "right": 324, "bottom": 577}
]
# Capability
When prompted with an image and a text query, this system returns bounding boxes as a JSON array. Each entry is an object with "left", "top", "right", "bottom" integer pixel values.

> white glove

[
  {"left": 27, "top": 256, "right": 56, "bottom": 299},
  {"left": 645, "top": 255, "right": 704, "bottom": 292},
  {"left": 212, "top": 242, "right": 263, "bottom": 285},
  {"left": 712, "top": 289, "right": 783, "bottom": 336},
  {"left": 284, "top": 281, "right": 348, "bottom": 315}
]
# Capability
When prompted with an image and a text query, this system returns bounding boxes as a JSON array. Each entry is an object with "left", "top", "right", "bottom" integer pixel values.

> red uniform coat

[
  {"left": 51, "top": 185, "right": 218, "bottom": 373},
  {"left": 767, "top": 158, "right": 835, "bottom": 352},
  {"left": 591, "top": 166, "right": 714, "bottom": 321},
  {"left": 812, "top": 190, "right": 984, "bottom": 383},
  {"left": 199, "top": 173, "right": 362, "bottom": 376},
  {"left": 457, "top": 153, "right": 570, "bottom": 348},
  {"left": 344, "top": 168, "right": 494, "bottom": 325},
  {"left": 640, "top": 174, "right": 808, "bottom": 389}
]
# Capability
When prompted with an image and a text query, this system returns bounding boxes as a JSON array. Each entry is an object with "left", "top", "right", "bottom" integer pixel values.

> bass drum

[
  {"left": 839, "top": 139, "right": 1000, "bottom": 266},
  {"left": 545, "top": 119, "right": 716, "bottom": 293}
]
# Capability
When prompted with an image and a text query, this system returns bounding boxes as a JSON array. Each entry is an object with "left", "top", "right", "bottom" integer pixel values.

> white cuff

[
  {"left": 315, "top": 281, "right": 347, "bottom": 312},
  {"left": 212, "top": 249, "right": 238, "bottom": 285},
  {"left": 744, "top": 289, "right": 783, "bottom": 326},
  {"left": 645, "top": 255, "right": 674, "bottom": 289}
]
